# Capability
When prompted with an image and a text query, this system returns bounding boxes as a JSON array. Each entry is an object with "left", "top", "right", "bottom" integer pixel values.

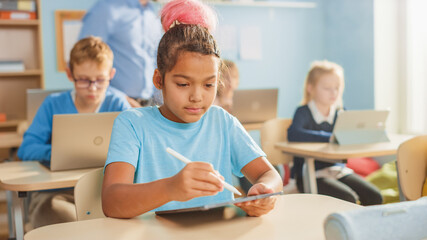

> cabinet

[{"left": 0, "top": 0, "right": 43, "bottom": 132}]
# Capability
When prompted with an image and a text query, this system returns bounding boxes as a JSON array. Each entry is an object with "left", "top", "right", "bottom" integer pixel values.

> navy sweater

[{"left": 287, "top": 105, "right": 339, "bottom": 178}]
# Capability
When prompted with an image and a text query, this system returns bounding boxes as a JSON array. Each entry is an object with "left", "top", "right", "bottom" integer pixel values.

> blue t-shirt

[
  {"left": 17, "top": 87, "right": 131, "bottom": 162},
  {"left": 105, "top": 106, "right": 265, "bottom": 211}
]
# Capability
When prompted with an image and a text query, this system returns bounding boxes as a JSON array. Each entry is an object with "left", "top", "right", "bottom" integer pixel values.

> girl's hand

[
  {"left": 234, "top": 183, "right": 277, "bottom": 217},
  {"left": 168, "top": 162, "right": 224, "bottom": 202}
]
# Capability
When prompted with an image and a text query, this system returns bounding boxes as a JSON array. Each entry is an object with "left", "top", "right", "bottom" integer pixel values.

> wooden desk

[
  {"left": 24, "top": 194, "right": 361, "bottom": 240},
  {"left": 242, "top": 122, "right": 263, "bottom": 131},
  {"left": 0, "top": 161, "right": 99, "bottom": 240},
  {"left": 275, "top": 134, "right": 413, "bottom": 194},
  {"left": 0, "top": 132, "right": 22, "bottom": 149}
]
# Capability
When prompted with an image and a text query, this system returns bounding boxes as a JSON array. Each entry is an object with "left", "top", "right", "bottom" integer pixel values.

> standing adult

[{"left": 79, "top": 0, "right": 162, "bottom": 107}]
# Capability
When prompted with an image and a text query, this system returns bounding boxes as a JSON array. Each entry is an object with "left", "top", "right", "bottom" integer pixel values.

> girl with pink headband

[{"left": 102, "top": 0, "right": 283, "bottom": 218}]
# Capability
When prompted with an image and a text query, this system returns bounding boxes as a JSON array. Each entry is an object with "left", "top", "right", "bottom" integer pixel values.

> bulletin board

[{"left": 54, "top": 10, "right": 86, "bottom": 72}]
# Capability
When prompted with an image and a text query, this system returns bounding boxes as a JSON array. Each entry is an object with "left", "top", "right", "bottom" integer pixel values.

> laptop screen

[
  {"left": 232, "top": 89, "right": 278, "bottom": 124},
  {"left": 27, "top": 89, "right": 70, "bottom": 125},
  {"left": 50, "top": 112, "right": 119, "bottom": 171},
  {"left": 331, "top": 110, "right": 390, "bottom": 145}
]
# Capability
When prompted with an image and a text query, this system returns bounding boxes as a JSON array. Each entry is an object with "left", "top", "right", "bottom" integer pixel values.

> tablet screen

[{"left": 155, "top": 191, "right": 283, "bottom": 215}]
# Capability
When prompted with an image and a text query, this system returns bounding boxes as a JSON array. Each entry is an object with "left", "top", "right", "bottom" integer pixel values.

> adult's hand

[{"left": 126, "top": 96, "right": 142, "bottom": 108}]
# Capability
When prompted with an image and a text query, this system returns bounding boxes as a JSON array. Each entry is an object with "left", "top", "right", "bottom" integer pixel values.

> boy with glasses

[
  {"left": 79, "top": 0, "right": 162, "bottom": 108},
  {"left": 17, "top": 36, "right": 131, "bottom": 229}
]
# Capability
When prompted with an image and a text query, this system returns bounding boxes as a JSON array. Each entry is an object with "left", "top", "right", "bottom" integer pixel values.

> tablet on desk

[
  {"left": 330, "top": 110, "right": 390, "bottom": 145},
  {"left": 155, "top": 191, "right": 283, "bottom": 215}
]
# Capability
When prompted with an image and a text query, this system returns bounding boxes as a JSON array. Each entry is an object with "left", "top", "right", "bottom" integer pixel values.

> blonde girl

[{"left": 287, "top": 60, "right": 382, "bottom": 205}]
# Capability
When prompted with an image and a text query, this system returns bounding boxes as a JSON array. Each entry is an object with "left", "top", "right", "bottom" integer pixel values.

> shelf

[
  {"left": 0, "top": 0, "right": 43, "bottom": 128},
  {"left": 0, "top": 70, "right": 42, "bottom": 77},
  {"left": 0, "top": 19, "right": 39, "bottom": 26},
  {"left": 243, "top": 122, "right": 263, "bottom": 131},
  {"left": 0, "top": 119, "right": 25, "bottom": 128}
]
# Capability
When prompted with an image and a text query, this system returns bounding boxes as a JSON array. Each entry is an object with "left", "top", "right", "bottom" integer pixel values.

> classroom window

[{"left": 406, "top": 0, "right": 427, "bottom": 133}]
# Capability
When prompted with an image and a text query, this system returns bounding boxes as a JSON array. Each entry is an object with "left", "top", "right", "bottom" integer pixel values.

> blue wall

[
  {"left": 40, "top": 0, "right": 374, "bottom": 117},
  {"left": 323, "top": 0, "right": 374, "bottom": 110},
  {"left": 40, "top": 0, "right": 98, "bottom": 90},
  {"left": 214, "top": 3, "right": 324, "bottom": 118}
]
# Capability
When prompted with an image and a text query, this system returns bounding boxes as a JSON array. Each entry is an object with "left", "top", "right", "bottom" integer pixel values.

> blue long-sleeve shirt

[
  {"left": 287, "top": 105, "right": 339, "bottom": 178},
  {"left": 78, "top": 0, "right": 162, "bottom": 99},
  {"left": 17, "top": 87, "right": 131, "bottom": 163}
]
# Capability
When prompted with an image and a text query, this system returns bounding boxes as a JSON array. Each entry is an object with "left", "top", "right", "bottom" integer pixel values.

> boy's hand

[
  {"left": 234, "top": 183, "right": 277, "bottom": 217},
  {"left": 168, "top": 162, "right": 224, "bottom": 202}
]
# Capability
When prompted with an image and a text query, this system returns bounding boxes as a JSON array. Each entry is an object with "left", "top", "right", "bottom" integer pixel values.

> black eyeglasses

[{"left": 73, "top": 78, "right": 110, "bottom": 89}]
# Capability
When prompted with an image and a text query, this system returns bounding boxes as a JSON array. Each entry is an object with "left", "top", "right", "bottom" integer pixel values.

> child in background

[
  {"left": 18, "top": 36, "right": 131, "bottom": 228},
  {"left": 287, "top": 60, "right": 383, "bottom": 205},
  {"left": 102, "top": 0, "right": 282, "bottom": 218},
  {"left": 213, "top": 60, "right": 253, "bottom": 194},
  {"left": 214, "top": 59, "right": 239, "bottom": 113}
]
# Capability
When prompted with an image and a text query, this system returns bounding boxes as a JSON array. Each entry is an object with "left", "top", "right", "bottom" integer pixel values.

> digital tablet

[{"left": 155, "top": 191, "right": 283, "bottom": 215}]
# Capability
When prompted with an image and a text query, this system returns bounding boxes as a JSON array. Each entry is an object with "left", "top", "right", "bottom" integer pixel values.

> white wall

[
  {"left": 375, "top": 0, "right": 427, "bottom": 134},
  {"left": 374, "top": 0, "right": 403, "bottom": 133}
]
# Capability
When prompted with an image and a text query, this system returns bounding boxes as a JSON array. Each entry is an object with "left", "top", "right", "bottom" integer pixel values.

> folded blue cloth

[{"left": 324, "top": 197, "right": 427, "bottom": 240}]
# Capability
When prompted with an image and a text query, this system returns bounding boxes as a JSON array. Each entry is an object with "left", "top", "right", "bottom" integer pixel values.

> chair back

[
  {"left": 74, "top": 168, "right": 106, "bottom": 220},
  {"left": 260, "top": 118, "right": 293, "bottom": 165},
  {"left": 397, "top": 135, "right": 427, "bottom": 201}
]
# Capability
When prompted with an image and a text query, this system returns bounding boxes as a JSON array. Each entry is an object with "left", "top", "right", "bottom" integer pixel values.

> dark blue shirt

[{"left": 287, "top": 105, "right": 339, "bottom": 178}]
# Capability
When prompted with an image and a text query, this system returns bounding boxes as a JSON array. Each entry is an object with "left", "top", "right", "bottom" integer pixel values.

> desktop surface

[
  {"left": 0, "top": 161, "right": 98, "bottom": 192},
  {"left": 275, "top": 133, "right": 414, "bottom": 194},
  {"left": 24, "top": 194, "right": 361, "bottom": 240},
  {"left": 275, "top": 134, "right": 412, "bottom": 161}
]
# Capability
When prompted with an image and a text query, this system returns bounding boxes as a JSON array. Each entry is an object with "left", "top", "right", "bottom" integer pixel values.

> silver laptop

[
  {"left": 331, "top": 110, "right": 390, "bottom": 145},
  {"left": 27, "top": 89, "right": 70, "bottom": 124},
  {"left": 232, "top": 89, "right": 278, "bottom": 124},
  {"left": 50, "top": 112, "right": 120, "bottom": 171}
]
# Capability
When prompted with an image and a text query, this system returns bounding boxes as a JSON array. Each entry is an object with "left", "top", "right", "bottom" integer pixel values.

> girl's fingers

[
  {"left": 191, "top": 169, "right": 224, "bottom": 187},
  {"left": 179, "top": 189, "right": 220, "bottom": 201},
  {"left": 214, "top": 170, "right": 224, "bottom": 181},
  {"left": 237, "top": 198, "right": 277, "bottom": 217},
  {"left": 188, "top": 162, "right": 215, "bottom": 171},
  {"left": 235, "top": 196, "right": 276, "bottom": 208},
  {"left": 185, "top": 162, "right": 224, "bottom": 185},
  {"left": 179, "top": 162, "right": 227, "bottom": 198},
  {"left": 190, "top": 179, "right": 223, "bottom": 192}
]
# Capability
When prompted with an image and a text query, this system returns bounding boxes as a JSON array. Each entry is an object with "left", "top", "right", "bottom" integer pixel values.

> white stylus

[{"left": 166, "top": 147, "right": 242, "bottom": 196}]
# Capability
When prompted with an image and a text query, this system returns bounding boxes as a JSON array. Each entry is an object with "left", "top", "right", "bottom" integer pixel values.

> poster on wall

[
  {"left": 239, "top": 26, "right": 263, "bottom": 60},
  {"left": 54, "top": 10, "right": 86, "bottom": 72}
]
